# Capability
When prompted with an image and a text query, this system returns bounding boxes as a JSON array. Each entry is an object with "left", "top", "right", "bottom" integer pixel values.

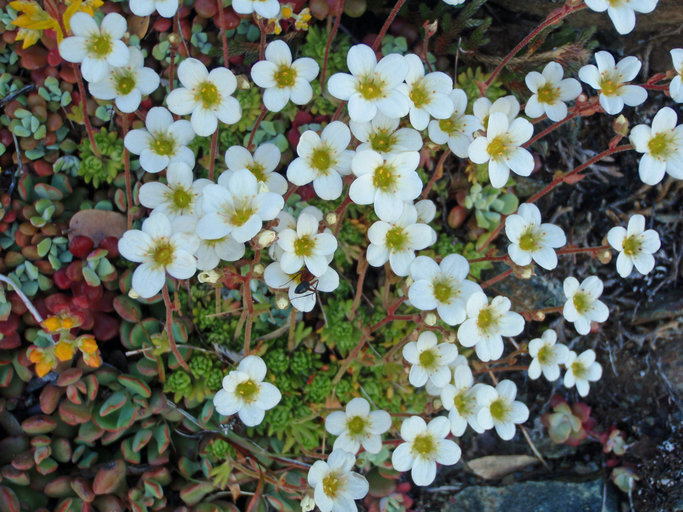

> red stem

[
  {"left": 218, "top": 0, "right": 230, "bottom": 67},
  {"left": 480, "top": 268, "right": 513, "bottom": 289},
  {"left": 372, "top": 0, "right": 407, "bottom": 51},
  {"left": 247, "top": 105, "right": 268, "bottom": 151},
  {"left": 422, "top": 149, "right": 450, "bottom": 199},
  {"left": 122, "top": 114, "right": 133, "bottom": 230},
  {"left": 73, "top": 65, "right": 99, "bottom": 157},
  {"left": 321, "top": 0, "right": 344, "bottom": 88},
  {"left": 209, "top": 130, "right": 218, "bottom": 181},
  {"left": 162, "top": 283, "right": 190, "bottom": 371}
]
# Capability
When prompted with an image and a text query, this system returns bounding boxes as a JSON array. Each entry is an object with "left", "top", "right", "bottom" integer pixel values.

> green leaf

[
  {"left": 132, "top": 429, "right": 152, "bottom": 453},
  {"left": 179, "top": 482, "right": 214, "bottom": 506},
  {"left": 99, "top": 391, "right": 128, "bottom": 417},
  {"left": 118, "top": 374, "right": 151, "bottom": 398},
  {"left": 92, "top": 460, "right": 126, "bottom": 495}
]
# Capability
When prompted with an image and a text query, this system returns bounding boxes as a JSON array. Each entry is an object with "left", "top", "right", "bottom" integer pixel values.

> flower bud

[
  {"left": 198, "top": 270, "right": 221, "bottom": 283},
  {"left": 597, "top": 249, "right": 612, "bottom": 264},
  {"left": 257, "top": 229, "right": 276, "bottom": 248},
  {"left": 252, "top": 263, "right": 265, "bottom": 278},
  {"left": 613, "top": 114, "right": 629, "bottom": 137},
  {"left": 128, "top": 288, "right": 140, "bottom": 299},
  {"left": 236, "top": 74, "right": 251, "bottom": 90},
  {"left": 167, "top": 33, "right": 181, "bottom": 47},
  {"left": 424, "top": 313, "right": 437, "bottom": 326},
  {"left": 445, "top": 332, "right": 456, "bottom": 344},
  {"left": 275, "top": 294, "right": 289, "bottom": 310},
  {"left": 532, "top": 311, "right": 546, "bottom": 322},
  {"left": 325, "top": 212, "right": 337, "bottom": 226},
  {"left": 301, "top": 495, "right": 315, "bottom": 512}
]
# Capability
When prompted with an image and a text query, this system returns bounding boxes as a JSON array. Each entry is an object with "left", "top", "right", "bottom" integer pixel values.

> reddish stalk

[
  {"left": 348, "top": 254, "right": 368, "bottom": 320},
  {"left": 169, "top": 47, "right": 176, "bottom": 92},
  {"left": 372, "top": 0, "right": 407, "bottom": 51},
  {"left": 421, "top": 149, "right": 450, "bottom": 199},
  {"left": 482, "top": 1, "right": 587, "bottom": 92},
  {"left": 258, "top": 17, "right": 267, "bottom": 60},
  {"left": 321, "top": 0, "right": 344, "bottom": 87},
  {"left": 524, "top": 111, "right": 580, "bottom": 148},
  {"left": 480, "top": 268, "right": 513, "bottom": 289},
  {"left": 247, "top": 105, "right": 268, "bottom": 151},
  {"left": 332, "top": 192, "right": 353, "bottom": 237},
  {"left": 217, "top": 0, "right": 230, "bottom": 66},
  {"left": 73, "top": 65, "right": 99, "bottom": 157},
  {"left": 162, "top": 283, "right": 190, "bottom": 371},
  {"left": 209, "top": 130, "right": 219, "bottom": 181},
  {"left": 122, "top": 114, "right": 133, "bottom": 230}
]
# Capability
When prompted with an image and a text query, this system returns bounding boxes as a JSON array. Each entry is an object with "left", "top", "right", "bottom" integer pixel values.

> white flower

[
  {"left": 408, "top": 254, "right": 482, "bottom": 325},
  {"left": 232, "top": 0, "right": 281, "bottom": 18},
  {"left": 197, "top": 169, "right": 284, "bottom": 243},
  {"left": 118, "top": 213, "right": 199, "bottom": 298},
  {"left": 328, "top": 44, "right": 409, "bottom": 123},
  {"left": 172, "top": 216, "right": 245, "bottom": 271},
  {"left": 415, "top": 199, "right": 436, "bottom": 224},
  {"left": 251, "top": 40, "right": 319, "bottom": 112},
  {"left": 670, "top": 49, "right": 683, "bottom": 103},
  {"left": 138, "top": 162, "right": 211, "bottom": 220},
  {"left": 476, "top": 380, "right": 529, "bottom": 440},
  {"left": 504, "top": 203, "right": 566, "bottom": 270},
  {"left": 584, "top": 0, "right": 658, "bottom": 35},
  {"left": 468, "top": 112, "right": 534, "bottom": 188},
  {"left": 88, "top": 47, "right": 159, "bottom": 113},
  {"left": 350, "top": 113, "right": 422, "bottom": 157},
  {"left": 391, "top": 416, "right": 461, "bottom": 487},
  {"left": 440, "top": 364, "right": 486, "bottom": 436},
  {"left": 213, "top": 355, "right": 281, "bottom": 426},
  {"left": 349, "top": 150, "right": 423, "bottom": 222},
  {"left": 264, "top": 261, "right": 339, "bottom": 312},
  {"left": 443, "top": 0, "right": 465, "bottom": 5},
  {"left": 527, "top": 330, "right": 570, "bottom": 381},
  {"left": 397, "top": 54, "right": 454, "bottom": 130},
  {"left": 124, "top": 107, "right": 195, "bottom": 174},
  {"left": 457, "top": 292, "right": 525, "bottom": 362},
  {"left": 564, "top": 349, "right": 602, "bottom": 397},
  {"left": 524, "top": 61, "right": 582, "bottom": 122},
  {"left": 166, "top": 58, "right": 241, "bottom": 136},
  {"left": 473, "top": 95, "right": 520, "bottom": 127},
  {"left": 129, "top": 0, "right": 180, "bottom": 17},
  {"left": 562, "top": 276, "right": 609, "bottom": 335},
  {"left": 428, "top": 89, "right": 482, "bottom": 158},
  {"left": 607, "top": 214, "right": 661, "bottom": 277},
  {"left": 629, "top": 106, "right": 683, "bottom": 185},
  {"left": 277, "top": 212, "right": 337, "bottom": 276},
  {"left": 223, "top": 143, "right": 287, "bottom": 195},
  {"left": 307, "top": 450, "right": 369, "bottom": 512},
  {"left": 268, "top": 206, "right": 323, "bottom": 260},
  {"left": 325, "top": 398, "right": 392, "bottom": 455},
  {"left": 578, "top": 51, "right": 647, "bottom": 115},
  {"left": 425, "top": 355, "right": 468, "bottom": 396},
  {"left": 58, "top": 12, "right": 129, "bottom": 83},
  {"left": 403, "top": 331, "right": 458, "bottom": 388},
  {"left": 286, "top": 121, "right": 354, "bottom": 200},
  {"left": 366, "top": 204, "right": 435, "bottom": 276}
]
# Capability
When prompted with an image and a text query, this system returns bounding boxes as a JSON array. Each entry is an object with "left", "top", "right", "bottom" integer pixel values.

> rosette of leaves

[
  {"left": 78, "top": 128, "right": 124, "bottom": 188},
  {"left": 465, "top": 183, "right": 519, "bottom": 230}
]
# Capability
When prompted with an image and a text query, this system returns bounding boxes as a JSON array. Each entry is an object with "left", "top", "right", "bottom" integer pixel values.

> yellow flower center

[
  {"left": 170, "top": 187, "right": 193, "bottom": 211},
  {"left": 369, "top": 129, "right": 396, "bottom": 153},
  {"left": 536, "top": 83, "right": 559, "bottom": 104},
  {"left": 195, "top": 81, "right": 220, "bottom": 109},
  {"left": 411, "top": 433, "right": 436, "bottom": 458},
  {"left": 150, "top": 240, "right": 175, "bottom": 267},
  {"left": 518, "top": 230, "right": 539, "bottom": 252},
  {"left": 385, "top": 226, "right": 407, "bottom": 251},
  {"left": 310, "top": 147, "right": 333, "bottom": 172},
  {"left": 571, "top": 360, "right": 588, "bottom": 379},
  {"left": 454, "top": 391, "right": 475, "bottom": 416},
  {"left": 432, "top": 280, "right": 453, "bottom": 303},
  {"left": 235, "top": 378, "right": 259, "bottom": 402},
  {"left": 489, "top": 398, "right": 511, "bottom": 422},
  {"left": 230, "top": 205, "right": 255, "bottom": 226},
  {"left": 346, "top": 415, "right": 367, "bottom": 435},
  {"left": 537, "top": 344, "right": 552, "bottom": 365},
  {"left": 293, "top": 235, "right": 315, "bottom": 257},
  {"left": 322, "top": 473, "right": 343, "bottom": 498},
  {"left": 88, "top": 34, "right": 112, "bottom": 57},
  {"left": 487, "top": 136, "right": 510, "bottom": 160},
  {"left": 572, "top": 291, "right": 591, "bottom": 314},
  {"left": 599, "top": 73, "right": 621, "bottom": 96},
  {"left": 357, "top": 76, "right": 384, "bottom": 100},
  {"left": 438, "top": 117, "right": 462, "bottom": 135},
  {"left": 372, "top": 164, "right": 395, "bottom": 191},
  {"left": 248, "top": 162, "right": 267, "bottom": 182},
  {"left": 114, "top": 70, "right": 136, "bottom": 95},
  {"left": 477, "top": 306, "right": 497, "bottom": 332},
  {"left": 274, "top": 65, "right": 297, "bottom": 88},
  {"left": 647, "top": 132, "right": 674, "bottom": 159},
  {"left": 151, "top": 133, "right": 176, "bottom": 156},
  {"left": 419, "top": 348, "right": 437, "bottom": 369},
  {"left": 409, "top": 81, "right": 429, "bottom": 107},
  {"left": 54, "top": 341, "right": 75, "bottom": 362},
  {"left": 621, "top": 235, "right": 641, "bottom": 256}
]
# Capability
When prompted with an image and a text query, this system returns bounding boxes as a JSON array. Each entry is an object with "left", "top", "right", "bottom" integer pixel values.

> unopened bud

[
  {"left": 445, "top": 332, "right": 456, "bottom": 344},
  {"left": 128, "top": 288, "right": 140, "bottom": 299},
  {"left": 252, "top": 263, "right": 265, "bottom": 277},
  {"left": 257, "top": 229, "right": 276, "bottom": 248},
  {"left": 236, "top": 74, "right": 251, "bottom": 90},
  {"left": 597, "top": 249, "right": 612, "bottom": 264},
  {"left": 301, "top": 495, "right": 315, "bottom": 512},
  {"left": 424, "top": 313, "right": 437, "bottom": 326},
  {"left": 404, "top": 276, "right": 414, "bottom": 288},
  {"left": 198, "top": 269, "right": 221, "bottom": 283},
  {"left": 424, "top": 20, "right": 438, "bottom": 37},
  {"left": 275, "top": 294, "right": 289, "bottom": 310},
  {"left": 613, "top": 114, "right": 629, "bottom": 137},
  {"left": 325, "top": 212, "right": 338, "bottom": 226},
  {"left": 532, "top": 311, "right": 546, "bottom": 322},
  {"left": 167, "top": 33, "right": 181, "bottom": 47}
]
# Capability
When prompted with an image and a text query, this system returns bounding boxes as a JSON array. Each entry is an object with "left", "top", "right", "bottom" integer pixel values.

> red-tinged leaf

[
  {"left": 113, "top": 296, "right": 141, "bottom": 323},
  {"left": 57, "top": 368, "right": 83, "bottom": 387},
  {"left": 177, "top": 456, "right": 200, "bottom": 478},
  {"left": 563, "top": 173, "right": 587, "bottom": 184},
  {"left": 34, "top": 445, "right": 50, "bottom": 464},
  {"left": 66, "top": 384, "right": 83, "bottom": 405},
  {"left": 36, "top": 456, "right": 58, "bottom": 475},
  {"left": 0, "top": 486, "right": 20, "bottom": 512},
  {"left": 179, "top": 482, "right": 214, "bottom": 506},
  {"left": 45, "top": 476, "right": 73, "bottom": 498},
  {"left": 99, "top": 391, "right": 128, "bottom": 417},
  {"left": 40, "top": 385, "right": 63, "bottom": 415},
  {"left": 132, "top": 429, "right": 153, "bottom": 453},
  {"left": 11, "top": 451, "right": 35, "bottom": 471},
  {"left": 84, "top": 374, "right": 99, "bottom": 401},
  {"left": 153, "top": 423, "right": 171, "bottom": 453},
  {"left": 118, "top": 374, "right": 151, "bottom": 398},
  {"left": 22, "top": 415, "right": 57, "bottom": 435},
  {"left": 121, "top": 438, "right": 141, "bottom": 464},
  {"left": 92, "top": 460, "right": 126, "bottom": 495},
  {"left": 54, "top": 498, "right": 78, "bottom": 512},
  {"left": 143, "top": 479, "right": 163, "bottom": 500},
  {"left": 52, "top": 438, "right": 72, "bottom": 463},
  {"left": 76, "top": 421, "right": 104, "bottom": 445},
  {"left": 1, "top": 467, "right": 29, "bottom": 486},
  {"left": 70, "top": 477, "right": 95, "bottom": 503},
  {"left": 143, "top": 467, "right": 171, "bottom": 485},
  {"left": 59, "top": 401, "right": 91, "bottom": 425},
  {"left": 34, "top": 182, "right": 63, "bottom": 200},
  {"left": 30, "top": 435, "right": 51, "bottom": 447},
  {"left": 0, "top": 365, "right": 12, "bottom": 387}
]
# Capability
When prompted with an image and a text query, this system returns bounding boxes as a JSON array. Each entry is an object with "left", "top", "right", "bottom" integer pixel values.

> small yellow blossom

[
  {"left": 42, "top": 316, "right": 62, "bottom": 333},
  {"left": 78, "top": 335, "right": 99, "bottom": 354},
  {"left": 28, "top": 346, "right": 55, "bottom": 377},
  {"left": 54, "top": 340, "right": 76, "bottom": 362}
]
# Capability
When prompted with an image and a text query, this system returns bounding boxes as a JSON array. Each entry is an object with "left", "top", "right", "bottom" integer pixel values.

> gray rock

[{"left": 442, "top": 479, "right": 619, "bottom": 512}]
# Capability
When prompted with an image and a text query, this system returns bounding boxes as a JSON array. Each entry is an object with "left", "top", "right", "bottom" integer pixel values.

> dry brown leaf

[
  {"left": 68, "top": 209, "right": 127, "bottom": 245},
  {"left": 468, "top": 455, "right": 538, "bottom": 480},
  {"left": 127, "top": 15, "right": 150, "bottom": 39}
]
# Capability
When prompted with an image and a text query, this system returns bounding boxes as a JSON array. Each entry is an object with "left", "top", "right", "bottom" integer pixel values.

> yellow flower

[
  {"left": 83, "top": 351, "right": 102, "bottom": 368},
  {"left": 78, "top": 335, "right": 99, "bottom": 354},
  {"left": 66, "top": 0, "right": 103, "bottom": 17},
  {"left": 54, "top": 340, "right": 76, "bottom": 362},
  {"left": 28, "top": 346, "right": 55, "bottom": 377},
  {"left": 9, "top": 1, "right": 59, "bottom": 48},
  {"left": 42, "top": 316, "right": 62, "bottom": 333}
]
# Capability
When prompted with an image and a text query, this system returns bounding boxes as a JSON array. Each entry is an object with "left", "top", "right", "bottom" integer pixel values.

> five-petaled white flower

[
  {"left": 251, "top": 40, "right": 319, "bottom": 112},
  {"left": 325, "top": 397, "right": 392, "bottom": 455},
  {"left": 350, "top": 113, "right": 422, "bottom": 157},
  {"left": 607, "top": 214, "right": 661, "bottom": 277},
  {"left": 564, "top": 349, "right": 602, "bottom": 397},
  {"left": 264, "top": 261, "right": 339, "bottom": 312},
  {"left": 670, "top": 49, "right": 683, "bottom": 103},
  {"left": 578, "top": 51, "right": 647, "bottom": 115},
  {"left": 476, "top": 380, "right": 529, "bottom": 440},
  {"left": 307, "top": 450, "right": 369, "bottom": 512},
  {"left": 524, "top": 61, "right": 582, "bottom": 122},
  {"left": 277, "top": 212, "right": 337, "bottom": 276},
  {"left": 213, "top": 355, "right": 281, "bottom": 426},
  {"left": 366, "top": 204, "right": 435, "bottom": 276},
  {"left": 408, "top": 254, "right": 482, "bottom": 325},
  {"left": 286, "top": 121, "right": 354, "bottom": 200},
  {"left": 197, "top": 169, "right": 284, "bottom": 243},
  {"left": 428, "top": 89, "right": 482, "bottom": 158},
  {"left": 88, "top": 47, "right": 159, "bottom": 113},
  {"left": 138, "top": 162, "right": 211, "bottom": 220},
  {"left": 129, "top": 0, "right": 180, "bottom": 17},
  {"left": 58, "top": 12, "right": 129, "bottom": 83},
  {"left": 562, "top": 276, "right": 609, "bottom": 335},
  {"left": 468, "top": 112, "right": 534, "bottom": 189},
  {"left": 505, "top": 203, "right": 567, "bottom": 270},
  {"left": 527, "top": 330, "right": 570, "bottom": 382},
  {"left": 328, "top": 44, "right": 409, "bottom": 122},
  {"left": 629, "top": 106, "right": 683, "bottom": 185},
  {"left": 232, "top": 0, "right": 281, "bottom": 19},
  {"left": 473, "top": 95, "right": 520, "bottom": 127},
  {"left": 124, "top": 107, "right": 196, "bottom": 174},
  {"left": 440, "top": 364, "right": 486, "bottom": 436},
  {"left": 391, "top": 416, "right": 461, "bottom": 487},
  {"left": 584, "top": 0, "right": 658, "bottom": 35},
  {"left": 397, "top": 53, "right": 454, "bottom": 130},
  {"left": 457, "top": 292, "right": 525, "bottom": 362},
  {"left": 403, "top": 331, "right": 458, "bottom": 389},
  {"left": 349, "top": 150, "right": 423, "bottom": 222},
  {"left": 166, "top": 58, "right": 241, "bottom": 136},
  {"left": 118, "top": 213, "right": 199, "bottom": 298},
  {"left": 223, "top": 143, "right": 287, "bottom": 195}
]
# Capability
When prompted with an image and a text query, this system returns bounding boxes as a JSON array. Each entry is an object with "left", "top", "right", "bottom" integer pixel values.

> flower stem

[
  {"left": 372, "top": 0, "right": 407, "bottom": 51},
  {"left": 348, "top": 254, "right": 368, "bottom": 320},
  {"left": 73, "top": 64, "right": 99, "bottom": 157},
  {"left": 217, "top": 0, "right": 230, "bottom": 67},
  {"left": 247, "top": 105, "right": 268, "bottom": 151},
  {"left": 209, "top": 130, "right": 219, "bottom": 181},
  {"left": 122, "top": 113, "right": 133, "bottom": 230},
  {"left": 321, "top": 0, "right": 344, "bottom": 88},
  {"left": 258, "top": 17, "right": 267, "bottom": 60},
  {"left": 480, "top": 268, "right": 513, "bottom": 289},
  {"left": 162, "top": 283, "right": 190, "bottom": 372},
  {"left": 421, "top": 149, "right": 450, "bottom": 199}
]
